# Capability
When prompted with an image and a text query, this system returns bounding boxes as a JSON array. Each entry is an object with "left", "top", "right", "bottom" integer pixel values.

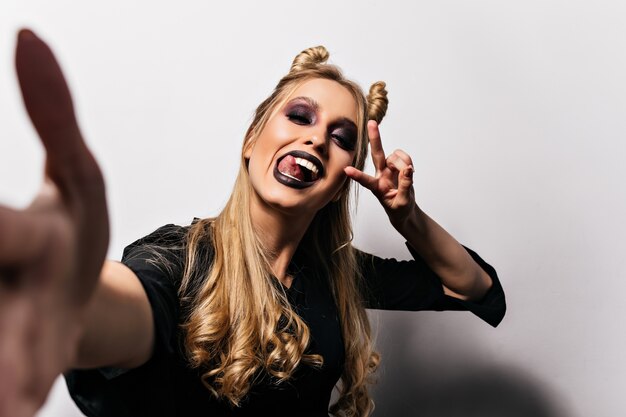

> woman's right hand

[{"left": 0, "top": 30, "right": 109, "bottom": 417}]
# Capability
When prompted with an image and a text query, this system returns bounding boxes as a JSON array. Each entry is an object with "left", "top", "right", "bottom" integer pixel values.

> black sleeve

[
  {"left": 64, "top": 224, "right": 190, "bottom": 416},
  {"left": 358, "top": 242, "right": 506, "bottom": 327},
  {"left": 97, "top": 223, "right": 187, "bottom": 380}
]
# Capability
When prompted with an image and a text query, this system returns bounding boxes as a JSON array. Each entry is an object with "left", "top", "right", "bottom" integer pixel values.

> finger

[
  {"left": 0, "top": 206, "right": 48, "bottom": 265},
  {"left": 391, "top": 149, "right": 413, "bottom": 167},
  {"left": 386, "top": 153, "right": 409, "bottom": 173},
  {"left": 15, "top": 30, "right": 98, "bottom": 199},
  {"left": 367, "top": 120, "right": 386, "bottom": 173},
  {"left": 0, "top": 297, "right": 32, "bottom": 417},
  {"left": 16, "top": 29, "right": 110, "bottom": 275},
  {"left": 344, "top": 166, "right": 378, "bottom": 191},
  {"left": 397, "top": 165, "right": 414, "bottom": 200}
]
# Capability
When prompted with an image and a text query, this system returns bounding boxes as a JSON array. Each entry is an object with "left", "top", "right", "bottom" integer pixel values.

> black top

[{"left": 64, "top": 222, "right": 506, "bottom": 417}]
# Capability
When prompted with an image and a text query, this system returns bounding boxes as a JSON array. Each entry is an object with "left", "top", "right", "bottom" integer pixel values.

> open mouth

[{"left": 273, "top": 150, "right": 324, "bottom": 189}]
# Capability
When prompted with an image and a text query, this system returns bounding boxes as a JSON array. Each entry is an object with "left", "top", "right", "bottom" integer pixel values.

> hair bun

[
  {"left": 290, "top": 46, "right": 329, "bottom": 73},
  {"left": 367, "top": 81, "right": 388, "bottom": 124}
]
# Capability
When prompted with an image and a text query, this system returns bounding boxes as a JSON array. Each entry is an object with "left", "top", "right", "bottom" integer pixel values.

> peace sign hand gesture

[
  {"left": 0, "top": 30, "right": 109, "bottom": 417},
  {"left": 345, "top": 120, "right": 417, "bottom": 230}
]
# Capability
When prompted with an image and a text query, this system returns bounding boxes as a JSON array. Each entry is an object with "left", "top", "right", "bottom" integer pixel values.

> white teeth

[
  {"left": 280, "top": 171, "right": 302, "bottom": 181},
  {"left": 295, "top": 157, "right": 319, "bottom": 175}
]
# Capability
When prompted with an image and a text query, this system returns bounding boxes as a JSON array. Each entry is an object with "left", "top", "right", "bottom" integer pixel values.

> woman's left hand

[{"left": 344, "top": 120, "right": 417, "bottom": 229}]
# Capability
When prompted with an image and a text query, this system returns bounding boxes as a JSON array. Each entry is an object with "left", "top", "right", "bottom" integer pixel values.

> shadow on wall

[
  {"left": 366, "top": 311, "right": 570, "bottom": 417},
  {"left": 371, "top": 364, "right": 568, "bottom": 417}
]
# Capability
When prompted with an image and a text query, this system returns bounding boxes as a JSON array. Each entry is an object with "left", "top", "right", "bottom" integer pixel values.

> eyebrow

[
  {"left": 288, "top": 96, "right": 358, "bottom": 130},
  {"left": 290, "top": 96, "right": 320, "bottom": 111}
]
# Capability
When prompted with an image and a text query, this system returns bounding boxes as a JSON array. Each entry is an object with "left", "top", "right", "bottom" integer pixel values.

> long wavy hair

[{"left": 177, "top": 46, "right": 389, "bottom": 416}]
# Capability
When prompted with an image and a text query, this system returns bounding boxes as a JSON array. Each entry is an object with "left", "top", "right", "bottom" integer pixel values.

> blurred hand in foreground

[{"left": 0, "top": 29, "right": 109, "bottom": 417}]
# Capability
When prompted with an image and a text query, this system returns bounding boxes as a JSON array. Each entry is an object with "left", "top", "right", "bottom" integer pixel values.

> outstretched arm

[
  {"left": 345, "top": 120, "right": 492, "bottom": 302},
  {"left": 0, "top": 30, "right": 156, "bottom": 417}
]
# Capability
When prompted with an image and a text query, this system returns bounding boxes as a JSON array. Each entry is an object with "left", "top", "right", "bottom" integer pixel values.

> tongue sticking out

[{"left": 278, "top": 155, "right": 304, "bottom": 181}]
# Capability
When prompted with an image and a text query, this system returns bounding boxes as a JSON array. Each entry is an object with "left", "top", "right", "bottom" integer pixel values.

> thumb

[
  {"left": 344, "top": 166, "right": 377, "bottom": 191},
  {"left": 15, "top": 29, "right": 96, "bottom": 200},
  {"left": 16, "top": 29, "right": 82, "bottom": 162}
]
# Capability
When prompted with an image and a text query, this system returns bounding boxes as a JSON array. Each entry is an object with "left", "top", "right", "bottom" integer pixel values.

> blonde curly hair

[{"left": 178, "top": 45, "right": 389, "bottom": 417}]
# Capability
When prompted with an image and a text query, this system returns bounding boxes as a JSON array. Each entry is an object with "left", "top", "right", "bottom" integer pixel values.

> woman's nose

[{"left": 305, "top": 133, "right": 328, "bottom": 156}]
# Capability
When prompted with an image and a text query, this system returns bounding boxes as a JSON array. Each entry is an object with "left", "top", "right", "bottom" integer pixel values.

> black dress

[{"left": 64, "top": 221, "right": 506, "bottom": 417}]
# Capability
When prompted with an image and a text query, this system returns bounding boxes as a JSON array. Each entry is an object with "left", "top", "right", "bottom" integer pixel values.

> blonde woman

[{"left": 0, "top": 30, "right": 505, "bottom": 417}]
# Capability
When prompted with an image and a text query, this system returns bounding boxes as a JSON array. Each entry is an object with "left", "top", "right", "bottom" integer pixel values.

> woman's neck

[{"left": 249, "top": 195, "right": 314, "bottom": 286}]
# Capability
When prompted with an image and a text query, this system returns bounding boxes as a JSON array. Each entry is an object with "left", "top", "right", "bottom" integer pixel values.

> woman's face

[{"left": 245, "top": 78, "right": 359, "bottom": 218}]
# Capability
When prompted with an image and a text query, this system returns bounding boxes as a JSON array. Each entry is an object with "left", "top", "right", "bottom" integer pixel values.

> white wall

[{"left": 1, "top": 1, "right": 624, "bottom": 416}]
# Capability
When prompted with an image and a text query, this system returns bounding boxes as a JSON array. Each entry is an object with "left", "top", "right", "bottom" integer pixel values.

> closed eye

[
  {"left": 332, "top": 134, "right": 355, "bottom": 151},
  {"left": 287, "top": 114, "right": 311, "bottom": 125}
]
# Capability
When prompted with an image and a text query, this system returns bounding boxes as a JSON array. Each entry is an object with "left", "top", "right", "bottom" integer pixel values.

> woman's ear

[
  {"left": 243, "top": 135, "right": 255, "bottom": 159},
  {"left": 243, "top": 142, "right": 253, "bottom": 159}
]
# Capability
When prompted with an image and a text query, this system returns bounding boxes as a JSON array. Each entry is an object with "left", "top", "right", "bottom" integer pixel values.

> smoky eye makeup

[
  {"left": 284, "top": 97, "right": 358, "bottom": 150},
  {"left": 331, "top": 126, "right": 357, "bottom": 151},
  {"left": 285, "top": 101, "right": 316, "bottom": 125}
]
